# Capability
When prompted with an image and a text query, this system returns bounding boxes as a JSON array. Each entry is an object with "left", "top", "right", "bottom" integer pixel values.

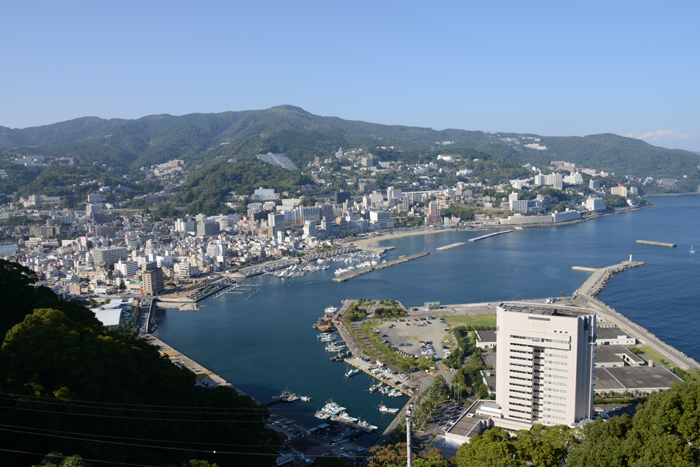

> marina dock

[
  {"left": 343, "top": 356, "right": 414, "bottom": 396},
  {"left": 637, "top": 240, "right": 677, "bottom": 248},
  {"left": 332, "top": 252, "right": 429, "bottom": 282},
  {"left": 468, "top": 230, "right": 513, "bottom": 242}
]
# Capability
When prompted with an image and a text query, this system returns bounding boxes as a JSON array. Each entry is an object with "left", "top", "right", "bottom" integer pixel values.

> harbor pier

[{"left": 333, "top": 252, "right": 429, "bottom": 282}]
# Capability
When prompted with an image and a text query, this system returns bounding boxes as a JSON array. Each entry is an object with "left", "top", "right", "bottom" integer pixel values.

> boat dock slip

[
  {"left": 332, "top": 252, "right": 429, "bottom": 282},
  {"left": 468, "top": 230, "right": 513, "bottom": 242},
  {"left": 343, "top": 357, "right": 414, "bottom": 396},
  {"left": 637, "top": 240, "right": 677, "bottom": 247},
  {"left": 437, "top": 242, "right": 467, "bottom": 251}
]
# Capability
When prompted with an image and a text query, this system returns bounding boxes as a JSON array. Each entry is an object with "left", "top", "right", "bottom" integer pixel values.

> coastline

[
  {"left": 349, "top": 228, "right": 453, "bottom": 251},
  {"left": 142, "top": 257, "right": 700, "bottom": 458},
  {"left": 349, "top": 204, "right": 656, "bottom": 250}
]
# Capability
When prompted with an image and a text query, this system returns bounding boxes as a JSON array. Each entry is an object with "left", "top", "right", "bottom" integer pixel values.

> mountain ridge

[{"left": 1, "top": 106, "right": 698, "bottom": 179}]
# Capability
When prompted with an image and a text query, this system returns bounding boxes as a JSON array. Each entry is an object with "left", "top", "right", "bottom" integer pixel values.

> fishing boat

[
  {"left": 379, "top": 405, "right": 399, "bottom": 414},
  {"left": 315, "top": 410, "right": 330, "bottom": 420},
  {"left": 321, "top": 400, "right": 346, "bottom": 415},
  {"left": 325, "top": 343, "right": 346, "bottom": 352},
  {"left": 336, "top": 412, "right": 358, "bottom": 423},
  {"left": 357, "top": 419, "right": 378, "bottom": 433},
  {"left": 318, "top": 333, "right": 336, "bottom": 342},
  {"left": 369, "top": 382, "right": 383, "bottom": 393},
  {"left": 325, "top": 305, "right": 339, "bottom": 314}
]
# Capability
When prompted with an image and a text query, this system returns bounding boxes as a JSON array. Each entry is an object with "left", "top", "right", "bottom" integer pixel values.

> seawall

[{"left": 572, "top": 260, "right": 700, "bottom": 371}]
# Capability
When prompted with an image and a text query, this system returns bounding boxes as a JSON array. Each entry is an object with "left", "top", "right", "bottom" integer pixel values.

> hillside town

[{"left": 0, "top": 152, "right": 662, "bottom": 322}]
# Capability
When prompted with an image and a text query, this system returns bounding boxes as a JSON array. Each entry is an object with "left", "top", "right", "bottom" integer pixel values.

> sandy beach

[{"left": 347, "top": 228, "right": 455, "bottom": 250}]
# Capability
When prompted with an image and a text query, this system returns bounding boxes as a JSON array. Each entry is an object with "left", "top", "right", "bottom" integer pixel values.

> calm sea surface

[{"left": 154, "top": 195, "right": 700, "bottom": 440}]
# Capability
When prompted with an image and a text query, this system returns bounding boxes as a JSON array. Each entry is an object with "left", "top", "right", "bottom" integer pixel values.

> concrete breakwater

[
  {"left": 142, "top": 335, "right": 257, "bottom": 398},
  {"left": 572, "top": 259, "right": 700, "bottom": 371},
  {"left": 332, "top": 252, "right": 430, "bottom": 282},
  {"left": 582, "top": 261, "right": 645, "bottom": 298},
  {"left": 637, "top": 240, "right": 677, "bottom": 248}
]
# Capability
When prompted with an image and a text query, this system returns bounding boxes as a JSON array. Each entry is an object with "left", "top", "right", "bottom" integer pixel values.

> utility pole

[{"left": 406, "top": 403, "right": 413, "bottom": 467}]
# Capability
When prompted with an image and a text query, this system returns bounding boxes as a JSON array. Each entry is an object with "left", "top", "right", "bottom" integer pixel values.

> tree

[
  {"left": 369, "top": 443, "right": 449, "bottom": 467},
  {"left": 567, "top": 382, "right": 700, "bottom": 466},
  {"left": 0, "top": 259, "right": 58, "bottom": 338},
  {"left": 33, "top": 452, "right": 91, "bottom": 467},
  {"left": 455, "top": 427, "right": 518, "bottom": 467},
  {"left": 603, "top": 194, "right": 627, "bottom": 208},
  {"left": 455, "top": 425, "right": 577, "bottom": 467}
]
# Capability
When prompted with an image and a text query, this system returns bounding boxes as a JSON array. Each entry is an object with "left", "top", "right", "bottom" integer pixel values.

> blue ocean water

[{"left": 154, "top": 195, "right": 700, "bottom": 439}]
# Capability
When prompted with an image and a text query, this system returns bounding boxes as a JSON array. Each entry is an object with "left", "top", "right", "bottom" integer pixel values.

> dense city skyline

[{"left": 2, "top": 1, "right": 699, "bottom": 151}]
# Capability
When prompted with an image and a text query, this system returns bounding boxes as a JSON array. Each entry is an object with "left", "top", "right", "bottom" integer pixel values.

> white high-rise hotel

[{"left": 496, "top": 302, "right": 596, "bottom": 426}]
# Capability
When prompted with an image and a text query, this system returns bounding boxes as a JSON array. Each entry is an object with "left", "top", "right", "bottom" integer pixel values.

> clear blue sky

[{"left": 2, "top": 1, "right": 699, "bottom": 151}]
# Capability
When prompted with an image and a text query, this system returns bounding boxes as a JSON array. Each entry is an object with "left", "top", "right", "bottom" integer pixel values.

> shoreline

[
  {"left": 142, "top": 256, "right": 700, "bottom": 460},
  {"left": 348, "top": 204, "right": 656, "bottom": 251}
]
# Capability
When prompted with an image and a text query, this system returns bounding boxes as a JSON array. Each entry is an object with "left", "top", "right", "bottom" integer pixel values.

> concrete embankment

[
  {"left": 332, "top": 252, "right": 430, "bottom": 282},
  {"left": 142, "top": 335, "right": 258, "bottom": 399}
]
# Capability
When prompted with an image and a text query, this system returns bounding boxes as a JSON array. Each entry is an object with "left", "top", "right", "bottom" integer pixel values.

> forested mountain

[{"left": 2, "top": 105, "right": 698, "bottom": 179}]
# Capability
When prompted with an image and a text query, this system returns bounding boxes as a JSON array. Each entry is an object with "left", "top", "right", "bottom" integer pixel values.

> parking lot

[{"left": 375, "top": 316, "right": 453, "bottom": 359}]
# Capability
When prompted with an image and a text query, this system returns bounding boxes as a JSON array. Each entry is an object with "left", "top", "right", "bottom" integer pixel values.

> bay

[{"left": 154, "top": 194, "right": 700, "bottom": 440}]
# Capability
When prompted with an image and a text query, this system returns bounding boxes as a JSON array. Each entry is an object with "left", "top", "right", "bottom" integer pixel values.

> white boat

[
  {"left": 325, "top": 305, "right": 338, "bottom": 314},
  {"left": 379, "top": 405, "right": 399, "bottom": 414},
  {"left": 325, "top": 343, "right": 346, "bottom": 352},
  {"left": 691, "top": 245, "right": 695, "bottom": 254},
  {"left": 318, "top": 333, "right": 336, "bottom": 342},
  {"left": 321, "top": 401, "right": 346, "bottom": 415},
  {"left": 345, "top": 368, "right": 360, "bottom": 378},
  {"left": 300, "top": 395, "right": 311, "bottom": 402},
  {"left": 357, "top": 419, "right": 378, "bottom": 433},
  {"left": 336, "top": 412, "right": 358, "bottom": 422},
  {"left": 315, "top": 410, "right": 330, "bottom": 419}
]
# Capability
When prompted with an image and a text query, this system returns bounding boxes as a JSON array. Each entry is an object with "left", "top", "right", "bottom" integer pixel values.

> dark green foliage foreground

[
  {"left": 0, "top": 260, "right": 279, "bottom": 466},
  {"left": 451, "top": 381, "right": 700, "bottom": 466}
]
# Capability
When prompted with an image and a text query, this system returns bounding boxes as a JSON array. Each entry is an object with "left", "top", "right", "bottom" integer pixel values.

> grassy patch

[
  {"left": 634, "top": 346, "right": 700, "bottom": 382},
  {"left": 444, "top": 314, "right": 496, "bottom": 328},
  {"left": 636, "top": 346, "right": 668, "bottom": 367}
]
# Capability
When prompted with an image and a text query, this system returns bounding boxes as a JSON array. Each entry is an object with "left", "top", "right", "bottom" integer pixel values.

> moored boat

[{"left": 357, "top": 418, "right": 378, "bottom": 433}]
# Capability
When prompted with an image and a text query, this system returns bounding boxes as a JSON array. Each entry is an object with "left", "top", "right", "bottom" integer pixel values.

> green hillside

[{"left": 1, "top": 105, "right": 698, "bottom": 183}]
